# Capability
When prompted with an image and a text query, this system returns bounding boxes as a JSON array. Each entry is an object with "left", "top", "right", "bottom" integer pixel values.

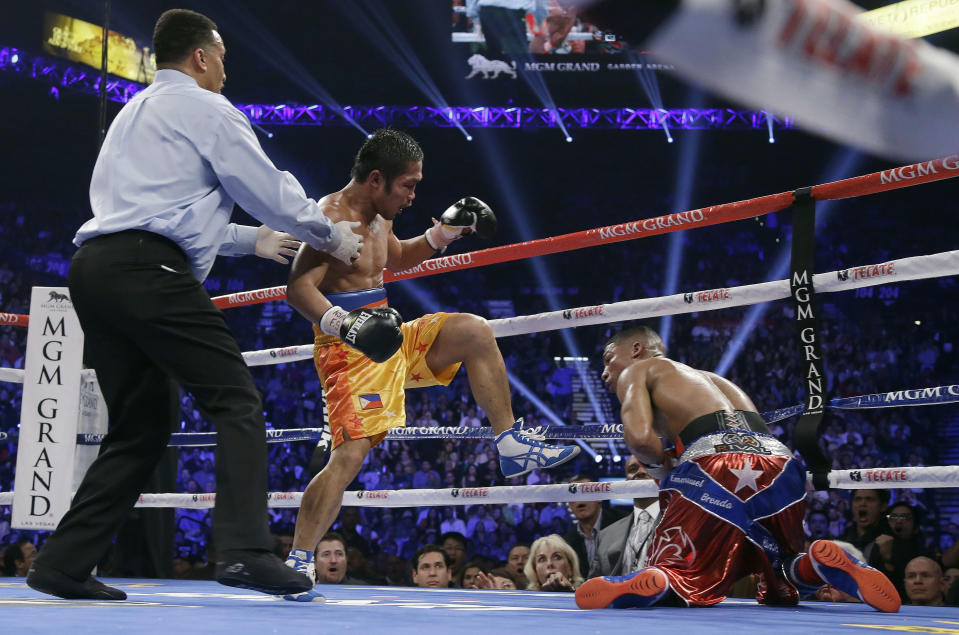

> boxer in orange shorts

[{"left": 280, "top": 128, "right": 580, "bottom": 601}]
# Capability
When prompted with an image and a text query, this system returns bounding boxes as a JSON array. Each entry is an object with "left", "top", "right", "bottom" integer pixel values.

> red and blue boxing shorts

[{"left": 648, "top": 427, "right": 807, "bottom": 606}]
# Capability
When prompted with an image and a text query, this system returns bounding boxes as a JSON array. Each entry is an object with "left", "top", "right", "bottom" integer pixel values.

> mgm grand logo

[{"left": 837, "top": 269, "right": 849, "bottom": 281}]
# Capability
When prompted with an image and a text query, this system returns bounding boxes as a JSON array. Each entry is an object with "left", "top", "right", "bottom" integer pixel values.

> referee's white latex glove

[
  {"left": 255, "top": 225, "right": 301, "bottom": 264},
  {"left": 327, "top": 220, "right": 364, "bottom": 265}
]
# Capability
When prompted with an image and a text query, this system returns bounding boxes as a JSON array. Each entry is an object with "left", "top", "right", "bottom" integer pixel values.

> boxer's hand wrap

[
  {"left": 641, "top": 461, "right": 670, "bottom": 481},
  {"left": 321, "top": 306, "right": 403, "bottom": 363},
  {"left": 424, "top": 196, "right": 497, "bottom": 252}
]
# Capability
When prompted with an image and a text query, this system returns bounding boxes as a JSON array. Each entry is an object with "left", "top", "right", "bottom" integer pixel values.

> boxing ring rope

[
  {"left": 2, "top": 465, "right": 957, "bottom": 512},
  {"left": 2, "top": 155, "right": 958, "bottom": 513},
  {"left": 0, "top": 155, "right": 955, "bottom": 323},
  {"left": 50, "top": 383, "right": 958, "bottom": 448},
  {"left": 230, "top": 248, "right": 957, "bottom": 364},
  {"left": 2, "top": 249, "right": 953, "bottom": 379}
]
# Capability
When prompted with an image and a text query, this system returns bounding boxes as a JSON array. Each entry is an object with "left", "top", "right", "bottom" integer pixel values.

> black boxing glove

[
  {"left": 320, "top": 306, "right": 403, "bottom": 363},
  {"left": 424, "top": 196, "right": 497, "bottom": 252}
]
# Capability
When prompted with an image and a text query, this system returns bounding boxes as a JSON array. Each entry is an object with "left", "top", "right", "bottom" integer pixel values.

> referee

[{"left": 27, "top": 9, "right": 361, "bottom": 600}]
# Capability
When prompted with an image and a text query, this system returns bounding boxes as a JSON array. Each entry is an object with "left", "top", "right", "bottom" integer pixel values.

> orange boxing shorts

[{"left": 312, "top": 289, "right": 461, "bottom": 449}]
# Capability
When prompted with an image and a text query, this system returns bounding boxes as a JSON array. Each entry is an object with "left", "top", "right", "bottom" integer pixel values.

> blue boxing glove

[
  {"left": 424, "top": 196, "right": 497, "bottom": 252},
  {"left": 320, "top": 306, "right": 403, "bottom": 363}
]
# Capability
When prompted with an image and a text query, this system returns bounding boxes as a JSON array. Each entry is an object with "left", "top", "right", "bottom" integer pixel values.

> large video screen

[
  {"left": 452, "top": 0, "right": 660, "bottom": 81},
  {"left": 42, "top": 11, "right": 156, "bottom": 83}
]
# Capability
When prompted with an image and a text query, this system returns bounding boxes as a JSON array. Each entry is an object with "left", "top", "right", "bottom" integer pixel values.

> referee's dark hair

[{"left": 153, "top": 9, "right": 218, "bottom": 65}]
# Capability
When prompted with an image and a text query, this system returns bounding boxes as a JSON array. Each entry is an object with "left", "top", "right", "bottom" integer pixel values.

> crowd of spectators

[{"left": 1, "top": 174, "right": 957, "bottom": 601}]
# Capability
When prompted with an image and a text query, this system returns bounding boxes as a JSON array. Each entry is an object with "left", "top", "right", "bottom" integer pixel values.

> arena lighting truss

[{"left": 0, "top": 46, "right": 796, "bottom": 133}]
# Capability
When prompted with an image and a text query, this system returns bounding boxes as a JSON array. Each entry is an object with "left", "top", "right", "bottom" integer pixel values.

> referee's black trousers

[{"left": 35, "top": 230, "right": 273, "bottom": 579}]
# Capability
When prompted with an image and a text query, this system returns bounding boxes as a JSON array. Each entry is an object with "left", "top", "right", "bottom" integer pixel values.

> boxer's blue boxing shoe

[
  {"left": 280, "top": 549, "right": 326, "bottom": 603},
  {"left": 575, "top": 568, "right": 670, "bottom": 609},
  {"left": 806, "top": 540, "right": 900, "bottom": 613},
  {"left": 496, "top": 420, "right": 580, "bottom": 478}
]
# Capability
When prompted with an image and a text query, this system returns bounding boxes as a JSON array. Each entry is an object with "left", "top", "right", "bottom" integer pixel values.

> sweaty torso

[
  {"left": 316, "top": 191, "right": 392, "bottom": 293},
  {"left": 639, "top": 358, "right": 739, "bottom": 442}
]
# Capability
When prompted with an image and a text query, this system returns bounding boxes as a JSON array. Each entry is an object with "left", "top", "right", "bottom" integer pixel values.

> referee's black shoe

[
  {"left": 216, "top": 549, "right": 313, "bottom": 595},
  {"left": 27, "top": 565, "right": 127, "bottom": 600}
]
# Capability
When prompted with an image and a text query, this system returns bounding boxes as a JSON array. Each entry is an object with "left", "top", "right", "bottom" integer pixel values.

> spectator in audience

[
  {"left": 440, "top": 508, "right": 468, "bottom": 535},
  {"left": 460, "top": 406, "right": 482, "bottom": 427},
  {"left": 458, "top": 558, "right": 490, "bottom": 588},
  {"left": 904, "top": 556, "right": 948, "bottom": 606},
  {"left": 945, "top": 566, "right": 959, "bottom": 595},
  {"left": 412, "top": 461, "right": 441, "bottom": 489},
  {"left": 411, "top": 544, "right": 452, "bottom": 588},
  {"left": 485, "top": 567, "right": 520, "bottom": 589},
  {"left": 471, "top": 566, "right": 521, "bottom": 590},
  {"left": 547, "top": 359, "right": 576, "bottom": 419},
  {"left": 563, "top": 474, "right": 626, "bottom": 579},
  {"left": 525, "top": 534, "right": 583, "bottom": 592},
  {"left": 869, "top": 502, "right": 936, "bottom": 600},
  {"left": 314, "top": 532, "right": 367, "bottom": 585},
  {"left": 506, "top": 543, "right": 531, "bottom": 589},
  {"left": 335, "top": 507, "right": 372, "bottom": 557},
  {"left": 441, "top": 531, "right": 470, "bottom": 582},
  {"left": 273, "top": 533, "right": 294, "bottom": 560},
  {"left": 589, "top": 458, "right": 659, "bottom": 577},
  {"left": 806, "top": 510, "right": 830, "bottom": 541},
  {"left": 2, "top": 540, "right": 37, "bottom": 577},
  {"left": 840, "top": 489, "right": 891, "bottom": 561},
  {"left": 466, "top": 505, "right": 496, "bottom": 538}
]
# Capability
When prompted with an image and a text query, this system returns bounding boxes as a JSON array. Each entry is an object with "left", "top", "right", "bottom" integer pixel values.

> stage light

[
  {"left": 594, "top": 454, "right": 604, "bottom": 463},
  {"left": 223, "top": 6, "right": 369, "bottom": 137},
  {"left": 10, "top": 53, "right": 18, "bottom": 63},
  {"left": 716, "top": 148, "right": 862, "bottom": 376},
  {"left": 612, "top": 454, "right": 622, "bottom": 463},
  {"left": 660, "top": 90, "right": 705, "bottom": 348},
  {"left": 334, "top": 0, "right": 471, "bottom": 140},
  {"left": 466, "top": 135, "right": 473, "bottom": 141},
  {"left": 565, "top": 136, "right": 573, "bottom": 143},
  {"left": 766, "top": 110, "right": 776, "bottom": 144}
]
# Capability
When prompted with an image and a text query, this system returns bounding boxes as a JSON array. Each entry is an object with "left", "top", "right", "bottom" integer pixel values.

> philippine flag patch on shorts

[{"left": 358, "top": 393, "right": 383, "bottom": 410}]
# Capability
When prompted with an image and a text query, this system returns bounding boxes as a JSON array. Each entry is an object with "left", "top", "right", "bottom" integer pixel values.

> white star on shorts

[{"left": 729, "top": 458, "right": 763, "bottom": 492}]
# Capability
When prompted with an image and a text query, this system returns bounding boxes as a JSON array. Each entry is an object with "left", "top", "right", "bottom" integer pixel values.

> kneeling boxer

[
  {"left": 575, "top": 325, "right": 900, "bottom": 613},
  {"left": 281, "top": 128, "right": 579, "bottom": 601}
]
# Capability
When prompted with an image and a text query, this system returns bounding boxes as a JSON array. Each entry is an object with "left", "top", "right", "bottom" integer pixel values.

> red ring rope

[{"left": 3, "top": 156, "right": 957, "bottom": 318}]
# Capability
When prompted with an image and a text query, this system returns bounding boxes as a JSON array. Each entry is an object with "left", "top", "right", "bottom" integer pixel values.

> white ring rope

[
  {"left": 1, "top": 465, "right": 954, "bottom": 510},
  {"left": 238, "top": 249, "right": 959, "bottom": 366},
  {"left": 0, "top": 367, "right": 95, "bottom": 385},
  {"left": 0, "top": 250, "right": 954, "bottom": 379}
]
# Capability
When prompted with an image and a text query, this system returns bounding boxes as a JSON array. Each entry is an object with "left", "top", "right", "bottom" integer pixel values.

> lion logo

[
  {"left": 837, "top": 269, "right": 849, "bottom": 282},
  {"left": 465, "top": 54, "right": 517, "bottom": 79},
  {"left": 451, "top": 489, "right": 460, "bottom": 498},
  {"left": 683, "top": 293, "right": 694, "bottom": 304},
  {"left": 48, "top": 290, "right": 70, "bottom": 303}
]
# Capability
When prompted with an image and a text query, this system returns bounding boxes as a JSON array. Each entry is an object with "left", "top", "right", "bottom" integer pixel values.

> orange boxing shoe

[
  {"left": 808, "top": 540, "right": 901, "bottom": 613},
  {"left": 575, "top": 568, "right": 670, "bottom": 609}
]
